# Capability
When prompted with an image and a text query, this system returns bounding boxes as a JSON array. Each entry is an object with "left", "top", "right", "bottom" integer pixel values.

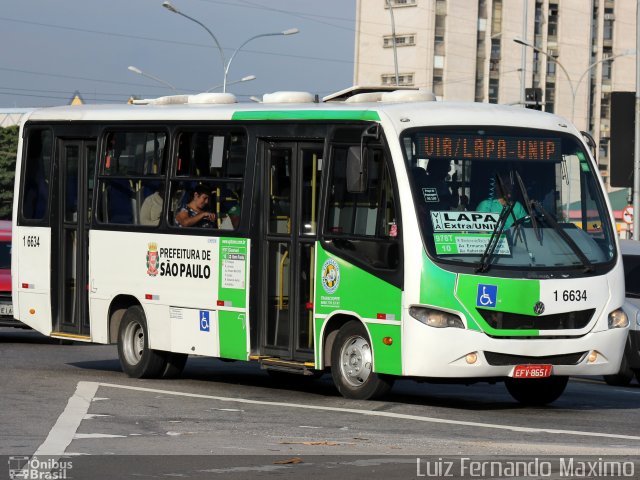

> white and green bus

[{"left": 12, "top": 88, "right": 629, "bottom": 405}]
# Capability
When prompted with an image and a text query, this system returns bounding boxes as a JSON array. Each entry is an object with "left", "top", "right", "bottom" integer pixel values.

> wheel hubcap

[
  {"left": 339, "top": 335, "right": 372, "bottom": 387},
  {"left": 123, "top": 321, "right": 144, "bottom": 366}
]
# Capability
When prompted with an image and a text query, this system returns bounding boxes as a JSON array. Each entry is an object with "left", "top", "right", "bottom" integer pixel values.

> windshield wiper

[
  {"left": 514, "top": 171, "right": 541, "bottom": 243},
  {"left": 530, "top": 200, "right": 595, "bottom": 273},
  {"left": 476, "top": 174, "right": 513, "bottom": 273}
]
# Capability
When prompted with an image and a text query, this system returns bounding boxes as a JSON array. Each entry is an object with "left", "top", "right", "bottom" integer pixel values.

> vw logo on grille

[{"left": 534, "top": 301, "right": 545, "bottom": 315}]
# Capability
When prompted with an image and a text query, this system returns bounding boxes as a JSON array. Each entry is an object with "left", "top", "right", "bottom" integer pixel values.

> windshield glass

[{"left": 402, "top": 128, "right": 615, "bottom": 270}]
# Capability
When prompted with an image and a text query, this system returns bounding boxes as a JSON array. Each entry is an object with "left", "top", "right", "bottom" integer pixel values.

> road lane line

[
  {"left": 97, "top": 382, "right": 640, "bottom": 442},
  {"left": 34, "top": 381, "right": 99, "bottom": 456}
]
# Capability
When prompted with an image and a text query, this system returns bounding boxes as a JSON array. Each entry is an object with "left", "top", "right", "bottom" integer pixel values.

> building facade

[{"left": 354, "top": 0, "right": 636, "bottom": 187}]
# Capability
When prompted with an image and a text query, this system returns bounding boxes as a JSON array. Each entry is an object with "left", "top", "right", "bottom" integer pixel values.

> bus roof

[{"left": 23, "top": 99, "right": 577, "bottom": 136}]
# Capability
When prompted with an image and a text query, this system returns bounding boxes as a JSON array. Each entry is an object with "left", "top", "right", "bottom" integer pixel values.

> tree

[{"left": 0, "top": 125, "right": 19, "bottom": 220}]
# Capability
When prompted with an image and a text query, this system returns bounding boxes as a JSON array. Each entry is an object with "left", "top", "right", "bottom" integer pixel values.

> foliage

[{"left": 0, "top": 125, "right": 19, "bottom": 220}]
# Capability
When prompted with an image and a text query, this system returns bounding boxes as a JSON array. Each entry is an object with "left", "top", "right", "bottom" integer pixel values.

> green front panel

[
  {"left": 315, "top": 244, "right": 401, "bottom": 320},
  {"left": 456, "top": 275, "right": 541, "bottom": 337},
  {"left": 419, "top": 252, "right": 542, "bottom": 337},
  {"left": 231, "top": 110, "right": 381, "bottom": 121},
  {"left": 218, "top": 238, "right": 248, "bottom": 309},
  {"left": 218, "top": 310, "right": 247, "bottom": 360},
  {"left": 367, "top": 323, "right": 402, "bottom": 375}
]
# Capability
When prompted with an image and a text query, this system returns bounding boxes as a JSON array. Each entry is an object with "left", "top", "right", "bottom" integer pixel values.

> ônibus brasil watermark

[{"left": 8, "top": 456, "right": 72, "bottom": 480}]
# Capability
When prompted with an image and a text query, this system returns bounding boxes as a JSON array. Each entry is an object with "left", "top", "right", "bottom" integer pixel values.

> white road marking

[
  {"left": 94, "top": 381, "right": 640, "bottom": 442},
  {"left": 74, "top": 433, "right": 126, "bottom": 439},
  {"left": 35, "top": 382, "right": 99, "bottom": 456}
]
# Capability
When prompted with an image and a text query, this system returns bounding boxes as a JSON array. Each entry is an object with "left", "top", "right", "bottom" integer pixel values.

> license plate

[
  {"left": 512, "top": 364, "right": 553, "bottom": 378},
  {"left": 0, "top": 304, "right": 13, "bottom": 316}
]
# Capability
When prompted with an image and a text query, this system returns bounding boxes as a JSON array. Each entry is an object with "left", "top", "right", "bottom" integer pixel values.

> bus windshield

[{"left": 402, "top": 128, "right": 615, "bottom": 271}]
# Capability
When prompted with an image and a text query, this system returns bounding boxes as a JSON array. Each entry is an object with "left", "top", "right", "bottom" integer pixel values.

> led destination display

[{"left": 417, "top": 134, "right": 561, "bottom": 162}]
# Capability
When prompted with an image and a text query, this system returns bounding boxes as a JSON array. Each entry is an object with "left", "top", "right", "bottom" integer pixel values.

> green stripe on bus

[
  {"left": 231, "top": 110, "right": 381, "bottom": 121},
  {"left": 218, "top": 310, "right": 248, "bottom": 360}
]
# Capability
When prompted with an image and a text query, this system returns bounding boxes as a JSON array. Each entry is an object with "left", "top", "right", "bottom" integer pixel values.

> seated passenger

[
  {"left": 476, "top": 182, "right": 527, "bottom": 229},
  {"left": 140, "top": 188, "right": 163, "bottom": 226},
  {"left": 175, "top": 185, "right": 216, "bottom": 228}
]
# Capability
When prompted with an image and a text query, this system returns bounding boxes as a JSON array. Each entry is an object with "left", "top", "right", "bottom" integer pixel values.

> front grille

[
  {"left": 478, "top": 308, "right": 595, "bottom": 331},
  {"left": 484, "top": 351, "right": 588, "bottom": 366}
]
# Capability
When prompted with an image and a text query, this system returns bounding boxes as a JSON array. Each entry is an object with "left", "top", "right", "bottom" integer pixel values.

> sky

[{"left": 0, "top": 0, "right": 356, "bottom": 107}]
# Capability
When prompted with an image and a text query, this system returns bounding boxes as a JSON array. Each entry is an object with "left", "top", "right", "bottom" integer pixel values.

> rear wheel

[
  {"left": 331, "top": 321, "right": 393, "bottom": 400},
  {"left": 117, "top": 305, "right": 166, "bottom": 378},
  {"left": 505, "top": 376, "right": 568, "bottom": 406},
  {"left": 603, "top": 354, "right": 634, "bottom": 387}
]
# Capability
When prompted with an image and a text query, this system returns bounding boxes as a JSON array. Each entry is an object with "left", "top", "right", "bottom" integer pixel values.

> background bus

[{"left": 11, "top": 89, "right": 629, "bottom": 405}]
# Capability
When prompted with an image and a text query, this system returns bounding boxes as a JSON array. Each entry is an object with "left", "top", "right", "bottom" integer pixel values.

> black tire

[
  {"left": 505, "top": 376, "right": 569, "bottom": 406},
  {"left": 331, "top": 321, "right": 394, "bottom": 400},
  {"left": 117, "top": 305, "right": 166, "bottom": 378},
  {"left": 603, "top": 354, "right": 634, "bottom": 387},
  {"left": 636, "top": 370, "right": 640, "bottom": 385},
  {"left": 161, "top": 352, "right": 188, "bottom": 379}
]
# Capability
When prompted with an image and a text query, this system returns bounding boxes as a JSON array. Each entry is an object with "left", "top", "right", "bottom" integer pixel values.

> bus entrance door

[
  {"left": 51, "top": 139, "right": 96, "bottom": 338},
  {"left": 259, "top": 141, "right": 323, "bottom": 362}
]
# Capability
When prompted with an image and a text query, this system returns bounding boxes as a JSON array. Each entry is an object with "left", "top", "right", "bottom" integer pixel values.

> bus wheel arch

[
  {"left": 321, "top": 314, "right": 355, "bottom": 368},
  {"left": 108, "top": 295, "right": 141, "bottom": 344},
  {"left": 328, "top": 318, "right": 394, "bottom": 400}
]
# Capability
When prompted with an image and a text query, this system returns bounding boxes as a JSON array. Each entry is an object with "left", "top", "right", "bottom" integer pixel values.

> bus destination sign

[{"left": 417, "top": 134, "right": 561, "bottom": 162}]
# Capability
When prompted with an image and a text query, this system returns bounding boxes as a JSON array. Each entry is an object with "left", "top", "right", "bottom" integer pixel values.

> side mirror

[{"left": 346, "top": 146, "right": 367, "bottom": 193}]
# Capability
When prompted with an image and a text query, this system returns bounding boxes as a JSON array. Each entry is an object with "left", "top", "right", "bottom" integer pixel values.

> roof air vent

[
  {"left": 262, "top": 91, "right": 315, "bottom": 104},
  {"left": 188, "top": 93, "right": 237, "bottom": 104}
]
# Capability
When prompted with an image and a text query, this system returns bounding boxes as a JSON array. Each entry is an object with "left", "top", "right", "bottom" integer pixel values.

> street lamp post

[
  {"left": 222, "top": 29, "right": 298, "bottom": 93},
  {"left": 206, "top": 75, "right": 256, "bottom": 93},
  {"left": 162, "top": 1, "right": 298, "bottom": 93},
  {"left": 127, "top": 65, "right": 177, "bottom": 92},
  {"left": 514, "top": 38, "right": 630, "bottom": 126},
  {"left": 162, "top": 1, "right": 226, "bottom": 81}
]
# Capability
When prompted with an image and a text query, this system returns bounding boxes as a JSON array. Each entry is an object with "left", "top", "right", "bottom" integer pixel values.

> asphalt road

[{"left": 1, "top": 327, "right": 639, "bottom": 479}]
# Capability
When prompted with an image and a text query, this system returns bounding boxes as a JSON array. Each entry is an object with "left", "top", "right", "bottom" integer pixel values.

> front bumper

[{"left": 402, "top": 317, "right": 629, "bottom": 378}]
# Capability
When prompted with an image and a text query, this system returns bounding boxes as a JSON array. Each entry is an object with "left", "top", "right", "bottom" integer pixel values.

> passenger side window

[
  {"left": 21, "top": 128, "right": 53, "bottom": 222},
  {"left": 97, "top": 130, "right": 167, "bottom": 226},
  {"left": 325, "top": 143, "right": 399, "bottom": 270},
  {"left": 169, "top": 130, "right": 246, "bottom": 230}
]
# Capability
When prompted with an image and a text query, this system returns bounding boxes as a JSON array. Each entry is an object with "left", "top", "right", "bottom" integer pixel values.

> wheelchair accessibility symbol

[
  {"left": 476, "top": 284, "right": 497, "bottom": 308},
  {"left": 200, "top": 311, "right": 210, "bottom": 332}
]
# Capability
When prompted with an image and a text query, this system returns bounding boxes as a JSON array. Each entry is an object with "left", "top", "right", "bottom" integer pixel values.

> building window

[
  {"left": 488, "top": 78, "right": 499, "bottom": 103},
  {"left": 546, "top": 60, "right": 556, "bottom": 77},
  {"left": 548, "top": 5, "right": 559, "bottom": 39},
  {"left": 381, "top": 73, "right": 415, "bottom": 86},
  {"left": 383, "top": 34, "right": 416, "bottom": 48},
  {"left": 545, "top": 84, "right": 555, "bottom": 113}
]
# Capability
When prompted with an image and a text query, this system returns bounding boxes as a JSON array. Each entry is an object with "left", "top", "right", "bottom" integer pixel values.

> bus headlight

[
  {"left": 608, "top": 309, "right": 628, "bottom": 329},
  {"left": 409, "top": 306, "right": 464, "bottom": 329}
]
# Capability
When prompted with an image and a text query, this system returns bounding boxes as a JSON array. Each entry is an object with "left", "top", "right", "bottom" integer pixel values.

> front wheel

[
  {"left": 505, "top": 376, "right": 568, "bottom": 406},
  {"left": 331, "top": 321, "right": 393, "bottom": 400},
  {"left": 117, "top": 305, "right": 166, "bottom": 378}
]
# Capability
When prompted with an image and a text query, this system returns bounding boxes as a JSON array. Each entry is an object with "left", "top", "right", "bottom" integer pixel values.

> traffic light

[{"left": 525, "top": 88, "right": 543, "bottom": 110}]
